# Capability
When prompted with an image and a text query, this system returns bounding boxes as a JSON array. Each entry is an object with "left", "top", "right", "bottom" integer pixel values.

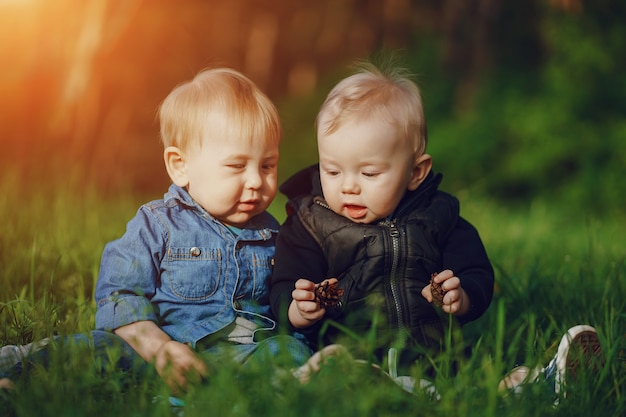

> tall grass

[
  {"left": 0, "top": 169, "right": 146, "bottom": 344},
  {"left": 0, "top": 168, "right": 624, "bottom": 416}
]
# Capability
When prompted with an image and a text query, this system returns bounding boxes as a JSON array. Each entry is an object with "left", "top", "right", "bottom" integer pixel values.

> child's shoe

[
  {"left": 544, "top": 324, "right": 603, "bottom": 399},
  {"left": 0, "top": 338, "right": 50, "bottom": 375},
  {"left": 500, "top": 325, "right": 603, "bottom": 402},
  {"left": 0, "top": 338, "right": 53, "bottom": 390}
]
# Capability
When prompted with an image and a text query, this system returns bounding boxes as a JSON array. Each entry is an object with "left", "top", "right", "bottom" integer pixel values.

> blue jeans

[
  {"left": 0, "top": 331, "right": 141, "bottom": 381},
  {"left": 0, "top": 330, "right": 312, "bottom": 381}
]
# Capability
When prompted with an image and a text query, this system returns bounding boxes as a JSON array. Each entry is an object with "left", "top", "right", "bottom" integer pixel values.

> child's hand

[
  {"left": 289, "top": 278, "right": 338, "bottom": 328},
  {"left": 421, "top": 269, "right": 470, "bottom": 316},
  {"left": 154, "top": 340, "right": 208, "bottom": 394}
]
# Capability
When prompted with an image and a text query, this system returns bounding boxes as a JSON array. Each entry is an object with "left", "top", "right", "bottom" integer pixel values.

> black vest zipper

[{"left": 384, "top": 221, "right": 403, "bottom": 329}]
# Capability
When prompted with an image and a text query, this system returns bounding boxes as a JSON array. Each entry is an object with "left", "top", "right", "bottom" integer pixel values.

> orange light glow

[{"left": 0, "top": 0, "right": 382, "bottom": 192}]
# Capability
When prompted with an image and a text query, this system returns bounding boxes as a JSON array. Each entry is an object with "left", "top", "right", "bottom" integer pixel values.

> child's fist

[{"left": 422, "top": 269, "right": 469, "bottom": 316}]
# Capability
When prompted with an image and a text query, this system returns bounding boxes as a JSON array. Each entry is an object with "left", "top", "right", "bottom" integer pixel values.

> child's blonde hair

[
  {"left": 159, "top": 68, "right": 281, "bottom": 152},
  {"left": 316, "top": 62, "right": 427, "bottom": 156}
]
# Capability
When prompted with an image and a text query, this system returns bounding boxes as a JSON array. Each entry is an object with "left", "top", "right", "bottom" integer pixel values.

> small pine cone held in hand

[
  {"left": 314, "top": 281, "right": 344, "bottom": 308},
  {"left": 430, "top": 272, "right": 446, "bottom": 308}
]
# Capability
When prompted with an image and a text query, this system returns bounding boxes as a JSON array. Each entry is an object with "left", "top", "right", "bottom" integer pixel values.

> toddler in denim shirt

[{"left": 0, "top": 68, "right": 311, "bottom": 394}]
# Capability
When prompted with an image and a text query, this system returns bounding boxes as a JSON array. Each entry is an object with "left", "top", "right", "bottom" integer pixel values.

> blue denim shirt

[{"left": 94, "top": 184, "right": 280, "bottom": 348}]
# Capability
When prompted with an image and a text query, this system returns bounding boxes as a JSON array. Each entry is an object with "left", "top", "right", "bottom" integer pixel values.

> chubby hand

[
  {"left": 289, "top": 278, "right": 338, "bottom": 328},
  {"left": 421, "top": 269, "right": 470, "bottom": 316},
  {"left": 154, "top": 340, "right": 208, "bottom": 394}
]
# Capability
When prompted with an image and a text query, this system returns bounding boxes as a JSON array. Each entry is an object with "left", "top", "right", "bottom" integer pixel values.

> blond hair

[
  {"left": 316, "top": 62, "right": 427, "bottom": 155},
  {"left": 159, "top": 68, "right": 281, "bottom": 152}
]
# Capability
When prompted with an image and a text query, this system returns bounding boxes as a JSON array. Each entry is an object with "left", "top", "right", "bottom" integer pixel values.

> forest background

[
  {"left": 1, "top": 0, "right": 623, "bottom": 210},
  {"left": 0, "top": 0, "right": 624, "bottom": 416}
]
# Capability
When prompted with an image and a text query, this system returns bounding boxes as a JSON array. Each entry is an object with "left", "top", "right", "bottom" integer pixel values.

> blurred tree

[{"left": 0, "top": 0, "right": 622, "bottom": 216}]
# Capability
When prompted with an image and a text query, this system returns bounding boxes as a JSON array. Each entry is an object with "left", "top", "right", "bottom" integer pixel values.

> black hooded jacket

[{"left": 270, "top": 165, "right": 494, "bottom": 355}]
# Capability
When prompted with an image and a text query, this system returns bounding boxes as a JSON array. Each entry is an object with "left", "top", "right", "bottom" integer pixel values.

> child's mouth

[
  {"left": 239, "top": 201, "right": 258, "bottom": 212},
  {"left": 344, "top": 204, "right": 367, "bottom": 219}
]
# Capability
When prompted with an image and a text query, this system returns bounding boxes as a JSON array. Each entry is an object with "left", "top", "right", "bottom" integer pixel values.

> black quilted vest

[{"left": 288, "top": 173, "right": 460, "bottom": 352}]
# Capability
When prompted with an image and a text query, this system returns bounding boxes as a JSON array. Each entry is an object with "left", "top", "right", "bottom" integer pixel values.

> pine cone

[
  {"left": 314, "top": 281, "right": 344, "bottom": 308},
  {"left": 430, "top": 272, "right": 446, "bottom": 307}
]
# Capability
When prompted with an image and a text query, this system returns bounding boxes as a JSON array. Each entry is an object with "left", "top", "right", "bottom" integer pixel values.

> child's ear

[
  {"left": 407, "top": 153, "right": 432, "bottom": 191},
  {"left": 164, "top": 146, "right": 189, "bottom": 187}
]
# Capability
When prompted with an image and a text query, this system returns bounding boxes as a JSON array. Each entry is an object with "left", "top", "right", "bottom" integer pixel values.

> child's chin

[{"left": 231, "top": 211, "right": 262, "bottom": 225}]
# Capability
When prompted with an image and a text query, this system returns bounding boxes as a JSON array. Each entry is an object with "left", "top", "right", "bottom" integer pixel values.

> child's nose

[
  {"left": 341, "top": 175, "right": 360, "bottom": 194},
  {"left": 245, "top": 168, "right": 263, "bottom": 189}
]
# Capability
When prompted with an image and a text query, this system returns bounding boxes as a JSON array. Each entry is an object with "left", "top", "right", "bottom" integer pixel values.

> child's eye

[
  {"left": 326, "top": 170, "right": 340, "bottom": 176},
  {"left": 362, "top": 172, "right": 380, "bottom": 178},
  {"left": 262, "top": 163, "right": 276, "bottom": 171},
  {"left": 227, "top": 164, "right": 246, "bottom": 170}
]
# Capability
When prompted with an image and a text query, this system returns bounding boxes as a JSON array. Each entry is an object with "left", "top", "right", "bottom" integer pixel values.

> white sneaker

[
  {"left": 0, "top": 338, "right": 50, "bottom": 374},
  {"left": 545, "top": 324, "right": 603, "bottom": 398},
  {"left": 500, "top": 325, "right": 603, "bottom": 402}
]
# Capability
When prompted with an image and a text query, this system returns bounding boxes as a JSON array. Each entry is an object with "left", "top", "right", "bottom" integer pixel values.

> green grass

[
  {"left": 0, "top": 172, "right": 624, "bottom": 417},
  {"left": 4, "top": 6, "right": 625, "bottom": 415}
]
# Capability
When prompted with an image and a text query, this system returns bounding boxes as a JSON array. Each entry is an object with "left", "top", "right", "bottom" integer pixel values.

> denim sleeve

[{"left": 94, "top": 206, "right": 164, "bottom": 331}]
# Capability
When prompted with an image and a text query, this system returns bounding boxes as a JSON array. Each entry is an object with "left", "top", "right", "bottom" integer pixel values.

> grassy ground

[{"left": 0, "top": 173, "right": 624, "bottom": 416}]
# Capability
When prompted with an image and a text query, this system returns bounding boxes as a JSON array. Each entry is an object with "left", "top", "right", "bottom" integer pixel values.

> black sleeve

[
  {"left": 270, "top": 212, "right": 328, "bottom": 325},
  {"left": 441, "top": 217, "right": 494, "bottom": 323}
]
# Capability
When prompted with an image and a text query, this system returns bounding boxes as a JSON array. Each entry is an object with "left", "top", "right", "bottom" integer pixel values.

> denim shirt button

[{"left": 189, "top": 247, "right": 201, "bottom": 257}]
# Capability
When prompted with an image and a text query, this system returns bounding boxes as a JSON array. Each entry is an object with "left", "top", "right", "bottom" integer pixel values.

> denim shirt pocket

[{"left": 165, "top": 247, "right": 222, "bottom": 300}]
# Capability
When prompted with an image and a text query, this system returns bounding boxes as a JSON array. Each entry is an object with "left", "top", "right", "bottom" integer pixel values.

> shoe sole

[{"left": 555, "top": 325, "right": 603, "bottom": 395}]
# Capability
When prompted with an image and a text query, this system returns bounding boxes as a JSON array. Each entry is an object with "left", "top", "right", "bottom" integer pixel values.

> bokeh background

[
  {"left": 0, "top": 5, "right": 625, "bottom": 410},
  {"left": 0, "top": 0, "right": 624, "bottom": 217}
]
